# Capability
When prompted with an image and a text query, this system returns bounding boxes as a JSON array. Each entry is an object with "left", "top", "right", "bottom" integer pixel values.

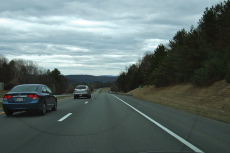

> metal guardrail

[
  {"left": 0, "top": 98, "right": 2, "bottom": 110},
  {"left": 0, "top": 94, "right": 71, "bottom": 104},
  {"left": 110, "top": 92, "right": 133, "bottom": 96},
  {"left": 0, "top": 95, "right": 72, "bottom": 101},
  {"left": 54, "top": 94, "right": 73, "bottom": 97}
]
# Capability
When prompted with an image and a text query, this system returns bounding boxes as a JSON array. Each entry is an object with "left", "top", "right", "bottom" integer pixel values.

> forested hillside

[
  {"left": 0, "top": 58, "right": 68, "bottom": 94},
  {"left": 0, "top": 57, "right": 117, "bottom": 94},
  {"left": 66, "top": 75, "right": 117, "bottom": 83},
  {"left": 114, "top": 1, "right": 230, "bottom": 92}
]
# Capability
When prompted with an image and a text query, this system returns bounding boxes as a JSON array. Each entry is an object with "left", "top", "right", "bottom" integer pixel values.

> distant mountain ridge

[{"left": 65, "top": 75, "right": 118, "bottom": 83}]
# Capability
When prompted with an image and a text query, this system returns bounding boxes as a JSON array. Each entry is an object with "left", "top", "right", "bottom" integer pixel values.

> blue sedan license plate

[{"left": 16, "top": 98, "right": 24, "bottom": 101}]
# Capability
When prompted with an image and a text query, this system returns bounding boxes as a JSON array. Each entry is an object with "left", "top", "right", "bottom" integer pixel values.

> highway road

[{"left": 0, "top": 89, "right": 230, "bottom": 153}]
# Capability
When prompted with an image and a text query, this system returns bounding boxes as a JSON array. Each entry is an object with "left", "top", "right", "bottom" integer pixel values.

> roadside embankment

[{"left": 129, "top": 80, "right": 230, "bottom": 123}]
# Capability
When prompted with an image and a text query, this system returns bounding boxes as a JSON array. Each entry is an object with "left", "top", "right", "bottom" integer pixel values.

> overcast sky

[{"left": 0, "top": 0, "right": 223, "bottom": 76}]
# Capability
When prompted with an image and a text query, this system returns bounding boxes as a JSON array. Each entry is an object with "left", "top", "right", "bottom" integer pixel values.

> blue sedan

[{"left": 2, "top": 84, "right": 57, "bottom": 116}]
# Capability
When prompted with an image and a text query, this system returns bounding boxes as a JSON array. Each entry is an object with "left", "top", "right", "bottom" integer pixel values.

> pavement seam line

[{"left": 112, "top": 95, "right": 204, "bottom": 153}]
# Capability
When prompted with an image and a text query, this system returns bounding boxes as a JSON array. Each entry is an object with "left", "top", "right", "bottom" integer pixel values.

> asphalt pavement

[{"left": 0, "top": 89, "right": 229, "bottom": 153}]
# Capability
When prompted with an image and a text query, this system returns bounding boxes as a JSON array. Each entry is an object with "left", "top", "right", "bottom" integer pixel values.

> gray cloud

[{"left": 0, "top": 0, "right": 222, "bottom": 75}]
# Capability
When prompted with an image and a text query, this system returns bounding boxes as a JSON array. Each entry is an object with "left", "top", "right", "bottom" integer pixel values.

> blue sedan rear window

[{"left": 10, "top": 85, "right": 39, "bottom": 92}]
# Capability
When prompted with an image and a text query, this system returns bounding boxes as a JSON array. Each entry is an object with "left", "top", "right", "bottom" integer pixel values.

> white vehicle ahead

[{"left": 73, "top": 85, "right": 91, "bottom": 99}]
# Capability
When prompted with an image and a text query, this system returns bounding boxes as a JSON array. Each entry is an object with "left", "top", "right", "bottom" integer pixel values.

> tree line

[
  {"left": 0, "top": 57, "right": 115, "bottom": 94},
  {"left": 114, "top": 1, "right": 230, "bottom": 92},
  {"left": 0, "top": 57, "right": 68, "bottom": 94}
]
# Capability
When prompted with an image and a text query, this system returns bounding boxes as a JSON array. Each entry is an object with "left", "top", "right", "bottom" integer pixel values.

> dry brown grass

[
  {"left": 129, "top": 80, "right": 230, "bottom": 123},
  {"left": 100, "top": 88, "right": 110, "bottom": 93}
]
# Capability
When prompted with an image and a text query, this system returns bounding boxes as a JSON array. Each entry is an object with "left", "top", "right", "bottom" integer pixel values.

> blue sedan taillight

[
  {"left": 27, "top": 94, "right": 40, "bottom": 100},
  {"left": 3, "top": 95, "right": 13, "bottom": 101}
]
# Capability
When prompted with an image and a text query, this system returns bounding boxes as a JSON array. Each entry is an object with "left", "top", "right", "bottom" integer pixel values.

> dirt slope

[{"left": 129, "top": 80, "right": 230, "bottom": 123}]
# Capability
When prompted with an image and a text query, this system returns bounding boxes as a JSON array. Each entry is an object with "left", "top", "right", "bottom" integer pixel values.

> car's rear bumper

[
  {"left": 2, "top": 101, "right": 41, "bottom": 111},
  {"left": 73, "top": 93, "right": 90, "bottom": 97},
  {"left": 73, "top": 91, "right": 88, "bottom": 95}
]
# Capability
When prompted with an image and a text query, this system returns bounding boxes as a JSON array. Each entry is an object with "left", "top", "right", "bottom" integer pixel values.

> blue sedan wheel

[
  {"left": 4, "top": 109, "right": 13, "bottom": 117},
  {"left": 52, "top": 101, "right": 57, "bottom": 111},
  {"left": 40, "top": 103, "right": 47, "bottom": 115}
]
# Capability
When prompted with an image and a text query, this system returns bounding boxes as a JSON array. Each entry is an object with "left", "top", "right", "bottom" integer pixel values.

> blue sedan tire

[
  {"left": 4, "top": 109, "right": 13, "bottom": 117},
  {"left": 52, "top": 101, "right": 57, "bottom": 111},
  {"left": 39, "top": 102, "right": 47, "bottom": 115}
]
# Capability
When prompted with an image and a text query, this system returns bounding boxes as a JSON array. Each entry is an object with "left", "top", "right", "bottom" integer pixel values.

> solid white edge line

[
  {"left": 112, "top": 95, "right": 204, "bottom": 153},
  {"left": 58, "top": 113, "right": 72, "bottom": 122}
]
